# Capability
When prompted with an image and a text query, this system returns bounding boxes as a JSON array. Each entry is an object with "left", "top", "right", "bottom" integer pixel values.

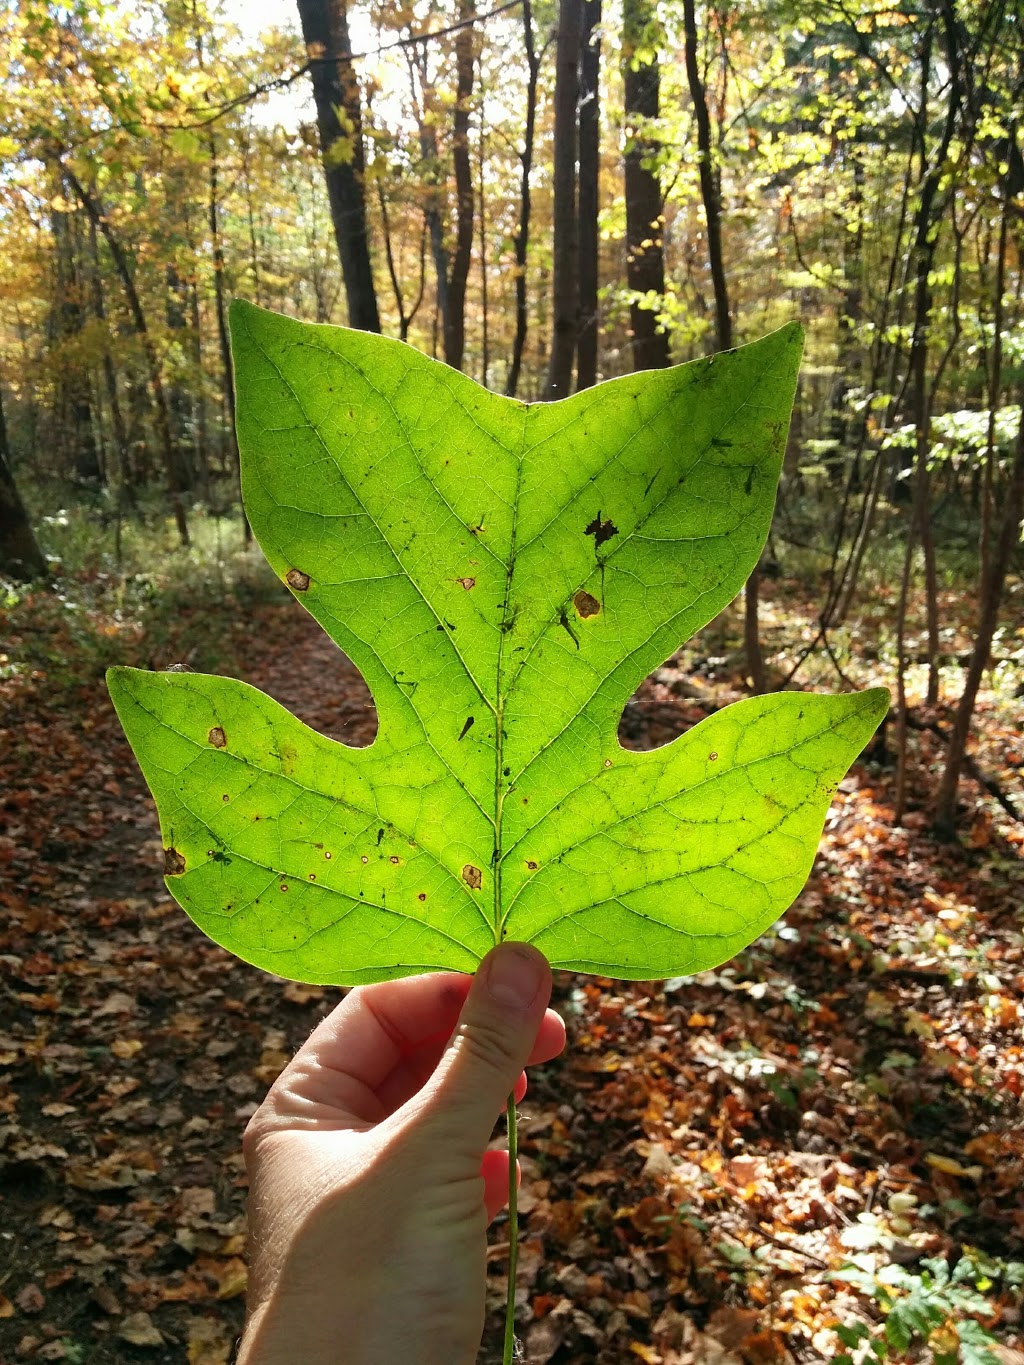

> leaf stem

[{"left": 502, "top": 1091, "right": 519, "bottom": 1365}]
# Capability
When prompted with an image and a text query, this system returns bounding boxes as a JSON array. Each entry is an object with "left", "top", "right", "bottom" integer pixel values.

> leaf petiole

[{"left": 503, "top": 1091, "right": 520, "bottom": 1365}]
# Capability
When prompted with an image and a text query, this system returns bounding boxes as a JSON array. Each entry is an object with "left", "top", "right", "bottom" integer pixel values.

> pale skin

[{"left": 239, "top": 942, "right": 565, "bottom": 1365}]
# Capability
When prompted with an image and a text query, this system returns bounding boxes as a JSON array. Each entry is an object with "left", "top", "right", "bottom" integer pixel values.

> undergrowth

[{"left": 1, "top": 499, "right": 282, "bottom": 698}]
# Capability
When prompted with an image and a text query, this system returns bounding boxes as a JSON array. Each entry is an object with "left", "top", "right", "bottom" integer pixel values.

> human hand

[{"left": 238, "top": 942, "right": 565, "bottom": 1365}]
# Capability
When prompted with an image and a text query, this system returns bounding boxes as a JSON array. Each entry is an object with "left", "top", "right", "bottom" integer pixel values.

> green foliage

[
  {"left": 1, "top": 502, "right": 277, "bottom": 695},
  {"left": 108, "top": 304, "right": 886, "bottom": 985},
  {"left": 834, "top": 1253, "right": 1022, "bottom": 1364}
]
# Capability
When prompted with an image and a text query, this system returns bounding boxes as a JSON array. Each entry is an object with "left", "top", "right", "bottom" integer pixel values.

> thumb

[{"left": 419, "top": 942, "right": 552, "bottom": 1151}]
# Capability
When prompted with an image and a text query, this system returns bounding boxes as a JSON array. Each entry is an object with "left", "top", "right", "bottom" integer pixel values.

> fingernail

[{"left": 486, "top": 944, "right": 543, "bottom": 1011}]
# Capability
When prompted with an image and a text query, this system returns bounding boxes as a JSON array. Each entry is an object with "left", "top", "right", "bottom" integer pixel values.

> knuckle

[{"left": 452, "top": 1016, "right": 518, "bottom": 1079}]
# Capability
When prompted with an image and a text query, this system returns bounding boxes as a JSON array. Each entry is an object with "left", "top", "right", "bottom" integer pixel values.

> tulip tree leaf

[{"left": 108, "top": 302, "right": 887, "bottom": 985}]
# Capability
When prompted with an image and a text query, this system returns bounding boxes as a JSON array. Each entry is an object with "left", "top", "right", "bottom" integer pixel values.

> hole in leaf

[{"left": 164, "top": 848, "right": 186, "bottom": 876}]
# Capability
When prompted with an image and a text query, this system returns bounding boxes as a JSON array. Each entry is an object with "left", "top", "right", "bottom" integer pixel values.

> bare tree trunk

[
  {"left": 682, "top": 2, "right": 764, "bottom": 692},
  {"left": 241, "top": 119, "right": 263, "bottom": 307},
  {"left": 0, "top": 381, "right": 47, "bottom": 581},
  {"left": 207, "top": 129, "right": 249, "bottom": 542},
  {"left": 87, "top": 216, "right": 134, "bottom": 521},
  {"left": 445, "top": 0, "right": 475, "bottom": 371},
  {"left": 980, "top": 207, "right": 1007, "bottom": 589},
  {"left": 377, "top": 181, "right": 427, "bottom": 343},
  {"left": 50, "top": 177, "right": 101, "bottom": 483},
  {"left": 933, "top": 396, "right": 1024, "bottom": 837},
  {"left": 405, "top": 49, "right": 451, "bottom": 354},
  {"left": 506, "top": 0, "right": 539, "bottom": 397},
  {"left": 478, "top": 57, "right": 490, "bottom": 385},
  {"left": 905, "top": 18, "right": 959, "bottom": 706},
  {"left": 545, "top": 0, "right": 582, "bottom": 399},
  {"left": 893, "top": 519, "right": 915, "bottom": 826},
  {"left": 296, "top": 0, "right": 380, "bottom": 333},
  {"left": 622, "top": 0, "right": 669, "bottom": 372},
  {"left": 63, "top": 165, "right": 190, "bottom": 547},
  {"left": 576, "top": 0, "right": 601, "bottom": 391},
  {"left": 682, "top": 0, "right": 731, "bottom": 352}
]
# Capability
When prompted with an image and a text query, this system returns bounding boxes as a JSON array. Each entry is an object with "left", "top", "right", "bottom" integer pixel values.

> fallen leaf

[
  {"left": 16, "top": 1283, "right": 44, "bottom": 1314},
  {"left": 118, "top": 1311, "right": 164, "bottom": 1347}
]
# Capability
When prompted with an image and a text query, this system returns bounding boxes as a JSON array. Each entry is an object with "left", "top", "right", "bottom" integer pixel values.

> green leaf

[
  {"left": 108, "top": 303, "right": 887, "bottom": 986},
  {"left": 955, "top": 1318, "right": 1002, "bottom": 1365}
]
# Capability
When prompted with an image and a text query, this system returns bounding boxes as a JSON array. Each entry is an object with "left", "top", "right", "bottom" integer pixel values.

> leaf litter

[{"left": 2, "top": 579, "right": 1022, "bottom": 1365}]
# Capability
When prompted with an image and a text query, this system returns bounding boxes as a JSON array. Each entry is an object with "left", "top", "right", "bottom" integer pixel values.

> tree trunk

[
  {"left": 63, "top": 165, "right": 190, "bottom": 547},
  {"left": 904, "top": 19, "right": 959, "bottom": 707},
  {"left": 407, "top": 51, "right": 451, "bottom": 355},
  {"left": 50, "top": 180, "right": 101, "bottom": 483},
  {"left": 0, "top": 383, "right": 47, "bottom": 581},
  {"left": 932, "top": 396, "right": 1024, "bottom": 837},
  {"left": 622, "top": 0, "right": 669, "bottom": 372},
  {"left": 87, "top": 215, "right": 134, "bottom": 517},
  {"left": 980, "top": 207, "right": 1007, "bottom": 589},
  {"left": 576, "top": 0, "right": 601, "bottom": 391},
  {"left": 682, "top": 1, "right": 763, "bottom": 692},
  {"left": 682, "top": 0, "right": 731, "bottom": 352},
  {"left": 545, "top": 0, "right": 582, "bottom": 399},
  {"left": 445, "top": 1, "right": 475, "bottom": 371},
  {"left": 296, "top": 0, "right": 380, "bottom": 333},
  {"left": 478, "top": 56, "right": 490, "bottom": 385},
  {"left": 506, "top": 0, "right": 539, "bottom": 398},
  {"left": 165, "top": 262, "right": 196, "bottom": 492},
  {"left": 207, "top": 129, "right": 249, "bottom": 541}
]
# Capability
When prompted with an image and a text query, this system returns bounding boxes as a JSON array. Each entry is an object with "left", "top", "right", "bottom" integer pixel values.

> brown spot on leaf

[
  {"left": 208, "top": 726, "right": 227, "bottom": 749},
  {"left": 280, "top": 884, "right": 288, "bottom": 892},
  {"left": 574, "top": 590, "right": 601, "bottom": 619},
  {"left": 709, "top": 752, "right": 719, "bottom": 762},
  {"left": 457, "top": 577, "right": 476, "bottom": 590},
  {"left": 324, "top": 851, "right": 332, "bottom": 859},
  {"left": 221, "top": 794, "right": 230, "bottom": 802},
  {"left": 286, "top": 569, "right": 310, "bottom": 592},
  {"left": 418, "top": 892, "right": 427, "bottom": 901},
  {"left": 164, "top": 847, "right": 186, "bottom": 876},
  {"left": 462, "top": 864, "right": 483, "bottom": 890},
  {"left": 389, "top": 855, "right": 401, "bottom": 865},
  {"left": 604, "top": 759, "right": 613, "bottom": 768},
  {"left": 308, "top": 873, "right": 316, "bottom": 881},
  {"left": 361, "top": 855, "right": 368, "bottom": 864},
  {"left": 584, "top": 511, "right": 618, "bottom": 548},
  {"left": 526, "top": 860, "right": 538, "bottom": 871}
]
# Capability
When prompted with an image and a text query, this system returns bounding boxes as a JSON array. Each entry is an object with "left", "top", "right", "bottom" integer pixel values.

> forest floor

[{"left": 1, "top": 563, "right": 1022, "bottom": 1365}]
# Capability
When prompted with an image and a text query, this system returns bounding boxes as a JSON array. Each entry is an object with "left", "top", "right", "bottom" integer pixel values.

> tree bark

[
  {"left": 905, "top": 18, "right": 959, "bottom": 707},
  {"left": 622, "top": 0, "right": 669, "bottom": 372},
  {"left": 0, "top": 382, "right": 47, "bottom": 581},
  {"left": 207, "top": 128, "right": 249, "bottom": 541},
  {"left": 545, "top": 0, "right": 582, "bottom": 399},
  {"left": 576, "top": 0, "right": 601, "bottom": 391},
  {"left": 506, "top": 0, "right": 540, "bottom": 397},
  {"left": 445, "top": 0, "right": 475, "bottom": 371},
  {"left": 87, "top": 216, "right": 134, "bottom": 515},
  {"left": 933, "top": 395, "right": 1024, "bottom": 837},
  {"left": 63, "top": 165, "right": 190, "bottom": 547},
  {"left": 296, "top": 0, "right": 380, "bottom": 333},
  {"left": 682, "top": 0, "right": 731, "bottom": 351},
  {"left": 50, "top": 178, "right": 101, "bottom": 483}
]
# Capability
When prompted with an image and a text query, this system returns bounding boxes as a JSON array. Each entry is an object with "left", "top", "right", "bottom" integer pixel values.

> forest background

[{"left": 0, "top": 1, "right": 1023, "bottom": 1363}]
